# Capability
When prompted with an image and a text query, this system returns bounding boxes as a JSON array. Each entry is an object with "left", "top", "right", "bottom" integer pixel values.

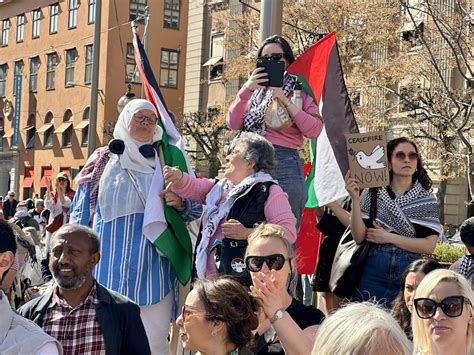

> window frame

[
  {"left": 88, "top": 0, "right": 96, "bottom": 24},
  {"left": 1, "top": 19, "right": 9, "bottom": 47},
  {"left": 129, "top": 0, "right": 147, "bottom": 22},
  {"left": 16, "top": 14, "right": 25, "bottom": 43},
  {"left": 160, "top": 48, "right": 179, "bottom": 89},
  {"left": 32, "top": 9, "right": 41, "bottom": 38},
  {"left": 13, "top": 60, "right": 24, "bottom": 96},
  {"left": 125, "top": 43, "right": 141, "bottom": 83},
  {"left": 49, "top": 3, "right": 59, "bottom": 34},
  {"left": 68, "top": 0, "right": 78, "bottom": 29},
  {"left": 0, "top": 64, "right": 7, "bottom": 97},
  {"left": 25, "top": 113, "right": 36, "bottom": 149},
  {"left": 84, "top": 44, "right": 93, "bottom": 84},
  {"left": 46, "top": 53, "right": 57, "bottom": 90},
  {"left": 163, "top": 0, "right": 180, "bottom": 30},
  {"left": 65, "top": 48, "right": 77, "bottom": 87},
  {"left": 29, "top": 56, "right": 40, "bottom": 92}
]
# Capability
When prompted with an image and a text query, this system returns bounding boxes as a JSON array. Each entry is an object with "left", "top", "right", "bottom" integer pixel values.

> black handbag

[
  {"left": 217, "top": 237, "right": 252, "bottom": 286},
  {"left": 329, "top": 188, "right": 378, "bottom": 299}
]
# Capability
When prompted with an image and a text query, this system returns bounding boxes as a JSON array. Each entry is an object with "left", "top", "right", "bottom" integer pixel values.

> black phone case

[{"left": 256, "top": 59, "right": 284, "bottom": 87}]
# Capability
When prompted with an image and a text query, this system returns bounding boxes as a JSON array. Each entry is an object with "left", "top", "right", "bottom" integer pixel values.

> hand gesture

[
  {"left": 159, "top": 190, "right": 184, "bottom": 211},
  {"left": 244, "top": 67, "right": 268, "bottom": 92},
  {"left": 366, "top": 222, "right": 391, "bottom": 245},
  {"left": 162, "top": 165, "right": 185, "bottom": 190},
  {"left": 271, "top": 87, "right": 288, "bottom": 105},
  {"left": 344, "top": 170, "right": 361, "bottom": 201},
  {"left": 250, "top": 270, "right": 287, "bottom": 319},
  {"left": 221, "top": 219, "right": 251, "bottom": 240}
]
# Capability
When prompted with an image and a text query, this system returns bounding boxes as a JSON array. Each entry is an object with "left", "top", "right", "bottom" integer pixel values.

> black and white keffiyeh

[
  {"left": 242, "top": 73, "right": 296, "bottom": 135},
  {"left": 459, "top": 254, "right": 474, "bottom": 280},
  {"left": 360, "top": 181, "right": 441, "bottom": 238},
  {"left": 195, "top": 172, "right": 276, "bottom": 278}
]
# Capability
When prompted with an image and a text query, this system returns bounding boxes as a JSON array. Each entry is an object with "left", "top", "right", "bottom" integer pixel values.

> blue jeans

[
  {"left": 272, "top": 145, "right": 307, "bottom": 228},
  {"left": 352, "top": 244, "right": 420, "bottom": 308}
]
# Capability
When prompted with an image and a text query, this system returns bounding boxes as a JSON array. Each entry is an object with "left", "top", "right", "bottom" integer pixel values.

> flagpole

[{"left": 88, "top": 0, "right": 102, "bottom": 156}]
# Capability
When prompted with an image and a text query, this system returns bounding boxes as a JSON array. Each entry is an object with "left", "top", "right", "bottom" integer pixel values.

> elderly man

[
  {"left": 0, "top": 221, "right": 61, "bottom": 354},
  {"left": 19, "top": 224, "right": 151, "bottom": 355},
  {"left": 3, "top": 191, "right": 18, "bottom": 220}
]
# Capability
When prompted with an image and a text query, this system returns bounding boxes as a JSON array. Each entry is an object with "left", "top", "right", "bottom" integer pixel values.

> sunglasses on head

[
  {"left": 258, "top": 53, "right": 285, "bottom": 61},
  {"left": 414, "top": 295, "right": 471, "bottom": 319},
  {"left": 394, "top": 151, "right": 419, "bottom": 161},
  {"left": 245, "top": 254, "right": 288, "bottom": 272}
]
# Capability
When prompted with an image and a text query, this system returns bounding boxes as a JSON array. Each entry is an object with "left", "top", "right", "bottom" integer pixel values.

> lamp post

[{"left": 117, "top": 84, "right": 136, "bottom": 113}]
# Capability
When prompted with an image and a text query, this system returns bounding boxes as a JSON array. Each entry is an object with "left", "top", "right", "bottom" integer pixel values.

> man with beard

[
  {"left": 0, "top": 220, "right": 61, "bottom": 354},
  {"left": 18, "top": 224, "right": 151, "bottom": 355}
]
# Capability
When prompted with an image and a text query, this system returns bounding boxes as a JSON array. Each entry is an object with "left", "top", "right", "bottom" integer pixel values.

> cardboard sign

[{"left": 345, "top": 131, "right": 389, "bottom": 188}]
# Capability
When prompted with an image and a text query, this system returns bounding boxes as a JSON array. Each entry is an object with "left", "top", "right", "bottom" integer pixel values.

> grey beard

[{"left": 52, "top": 272, "right": 86, "bottom": 290}]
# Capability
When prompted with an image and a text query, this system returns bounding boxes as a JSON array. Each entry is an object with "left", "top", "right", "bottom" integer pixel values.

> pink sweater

[
  {"left": 227, "top": 86, "right": 323, "bottom": 149},
  {"left": 172, "top": 174, "right": 297, "bottom": 279}
]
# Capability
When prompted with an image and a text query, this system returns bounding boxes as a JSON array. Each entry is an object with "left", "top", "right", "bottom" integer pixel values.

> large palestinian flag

[
  {"left": 287, "top": 32, "right": 359, "bottom": 207},
  {"left": 132, "top": 25, "right": 194, "bottom": 285}
]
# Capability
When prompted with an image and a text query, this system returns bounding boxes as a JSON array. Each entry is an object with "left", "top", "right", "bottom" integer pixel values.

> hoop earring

[{"left": 211, "top": 331, "right": 217, "bottom": 337}]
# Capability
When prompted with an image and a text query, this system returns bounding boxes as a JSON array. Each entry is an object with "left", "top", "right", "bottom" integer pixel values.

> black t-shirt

[{"left": 253, "top": 298, "right": 325, "bottom": 354}]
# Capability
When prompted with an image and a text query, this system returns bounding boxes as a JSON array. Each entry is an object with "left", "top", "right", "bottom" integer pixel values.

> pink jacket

[
  {"left": 227, "top": 86, "right": 323, "bottom": 149},
  {"left": 172, "top": 174, "right": 297, "bottom": 279}
]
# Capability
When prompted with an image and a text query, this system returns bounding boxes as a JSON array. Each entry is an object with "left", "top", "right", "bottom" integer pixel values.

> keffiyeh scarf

[
  {"left": 195, "top": 172, "right": 276, "bottom": 279},
  {"left": 360, "top": 181, "right": 441, "bottom": 238},
  {"left": 459, "top": 254, "right": 474, "bottom": 280},
  {"left": 242, "top": 73, "right": 296, "bottom": 135}
]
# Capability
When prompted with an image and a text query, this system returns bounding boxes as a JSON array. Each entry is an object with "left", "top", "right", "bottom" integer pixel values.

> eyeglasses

[
  {"left": 414, "top": 296, "right": 471, "bottom": 319},
  {"left": 133, "top": 114, "right": 157, "bottom": 125},
  {"left": 57, "top": 177, "right": 68, "bottom": 182},
  {"left": 245, "top": 254, "right": 288, "bottom": 272},
  {"left": 181, "top": 305, "right": 205, "bottom": 322},
  {"left": 394, "top": 152, "right": 419, "bottom": 161},
  {"left": 258, "top": 52, "right": 285, "bottom": 61}
]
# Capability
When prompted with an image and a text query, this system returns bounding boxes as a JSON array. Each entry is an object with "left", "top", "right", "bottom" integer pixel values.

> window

[
  {"left": 164, "top": 0, "right": 180, "bottom": 29},
  {"left": 26, "top": 114, "right": 36, "bottom": 149},
  {"left": 160, "top": 49, "right": 178, "bottom": 88},
  {"left": 81, "top": 125, "right": 89, "bottom": 146},
  {"left": 204, "top": 33, "right": 224, "bottom": 80},
  {"left": 68, "top": 0, "right": 78, "bottom": 29},
  {"left": 84, "top": 45, "right": 93, "bottom": 84},
  {"left": 32, "top": 9, "right": 41, "bottom": 38},
  {"left": 50, "top": 3, "right": 59, "bottom": 34},
  {"left": 1, "top": 20, "right": 9, "bottom": 46},
  {"left": 43, "top": 126, "right": 53, "bottom": 148},
  {"left": 46, "top": 53, "right": 57, "bottom": 90},
  {"left": 29, "top": 57, "right": 40, "bottom": 92},
  {"left": 63, "top": 109, "right": 72, "bottom": 122},
  {"left": 16, "top": 14, "right": 25, "bottom": 42},
  {"left": 129, "top": 0, "right": 147, "bottom": 22},
  {"left": 402, "top": 22, "right": 424, "bottom": 49},
  {"left": 62, "top": 126, "right": 73, "bottom": 147},
  {"left": 13, "top": 60, "right": 23, "bottom": 95},
  {"left": 125, "top": 43, "right": 141, "bottom": 83},
  {"left": 0, "top": 64, "right": 7, "bottom": 97},
  {"left": 88, "top": 0, "right": 96, "bottom": 24},
  {"left": 65, "top": 48, "right": 77, "bottom": 87},
  {"left": 83, "top": 106, "right": 90, "bottom": 120}
]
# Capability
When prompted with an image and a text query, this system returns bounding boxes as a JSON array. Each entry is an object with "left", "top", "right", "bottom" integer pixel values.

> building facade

[{"left": 0, "top": 0, "right": 188, "bottom": 199}]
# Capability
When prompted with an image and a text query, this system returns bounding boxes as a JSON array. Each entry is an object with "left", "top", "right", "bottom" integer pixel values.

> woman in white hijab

[{"left": 70, "top": 99, "right": 201, "bottom": 354}]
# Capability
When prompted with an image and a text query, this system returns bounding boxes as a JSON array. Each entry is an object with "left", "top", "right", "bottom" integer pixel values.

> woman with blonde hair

[
  {"left": 412, "top": 269, "right": 474, "bottom": 355},
  {"left": 312, "top": 302, "right": 412, "bottom": 355}
]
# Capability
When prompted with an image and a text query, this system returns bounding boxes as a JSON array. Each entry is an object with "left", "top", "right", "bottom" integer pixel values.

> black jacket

[
  {"left": 3, "top": 198, "right": 18, "bottom": 219},
  {"left": 18, "top": 282, "right": 151, "bottom": 355}
]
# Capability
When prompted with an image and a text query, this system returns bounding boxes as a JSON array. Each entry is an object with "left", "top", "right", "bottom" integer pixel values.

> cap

[{"left": 56, "top": 172, "right": 69, "bottom": 180}]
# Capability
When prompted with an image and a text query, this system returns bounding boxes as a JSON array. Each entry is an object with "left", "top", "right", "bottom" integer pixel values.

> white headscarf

[{"left": 113, "top": 99, "right": 163, "bottom": 173}]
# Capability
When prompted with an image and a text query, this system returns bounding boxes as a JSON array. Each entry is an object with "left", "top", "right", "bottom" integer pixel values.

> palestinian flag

[
  {"left": 133, "top": 25, "right": 193, "bottom": 285},
  {"left": 287, "top": 32, "right": 359, "bottom": 207}
]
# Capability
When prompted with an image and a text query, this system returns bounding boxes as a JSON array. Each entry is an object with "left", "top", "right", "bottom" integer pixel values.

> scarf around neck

[{"left": 360, "top": 181, "right": 441, "bottom": 238}]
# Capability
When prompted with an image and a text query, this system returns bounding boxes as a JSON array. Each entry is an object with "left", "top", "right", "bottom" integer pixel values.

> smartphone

[{"left": 256, "top": 58, "right": 284, "bottom": 88}]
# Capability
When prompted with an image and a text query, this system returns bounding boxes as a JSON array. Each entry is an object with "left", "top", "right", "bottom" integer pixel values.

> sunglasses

[
  {"left": 57, "top": 177, "right": 68, "bottom": 182},
  {"left": 181, "top": 305, "right": 205, "bottom": 322},
  {"left": 414, "top": 295, "right": 471, "bottom": 319},
  {"left": 133, "top": 114, "right": 157, "bottom": 125},
  {"left": 394, "top": 151, "right": 419, "bottom": 161},
  {"left": 258, "top": 52, "right": 285, "bottom": 61},
  {"left": 245, "top": 254, "right": 288, "bottom": 272}
]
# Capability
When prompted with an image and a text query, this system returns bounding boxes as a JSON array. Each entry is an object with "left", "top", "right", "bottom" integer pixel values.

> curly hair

[
  {"left": 387, "top": 137, "right": 432, "bottom": 190},
  {"left": 391, "top": 259, "right": 443, "bottom": 338},
  {"left": 229, "top": 132, "right": 276, "bottom": 174},
  {"left": 193, "top": 277, "right": 260, "bottom": 349}
]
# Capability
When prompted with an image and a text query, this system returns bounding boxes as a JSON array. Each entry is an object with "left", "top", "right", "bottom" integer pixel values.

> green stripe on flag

[{"left": 305, "top": 139, "right": 319, "bottom": 208}]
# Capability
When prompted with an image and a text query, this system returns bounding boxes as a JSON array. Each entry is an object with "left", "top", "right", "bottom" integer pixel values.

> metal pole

[
  {"left": 88, "top": 0, "right": 102, "bottom": 156},
  {"left": 259, "top": 0, "right": 283, "bottom": 44}
]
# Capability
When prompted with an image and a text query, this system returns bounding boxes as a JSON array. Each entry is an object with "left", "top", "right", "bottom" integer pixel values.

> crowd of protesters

[{"left": 2, "top": 34, "right": 474, "bottom": 355}]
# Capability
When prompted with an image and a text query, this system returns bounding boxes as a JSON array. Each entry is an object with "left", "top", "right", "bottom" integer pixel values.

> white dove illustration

[{"left": 355, "top": 145, "right": 386, "bottom": 170}]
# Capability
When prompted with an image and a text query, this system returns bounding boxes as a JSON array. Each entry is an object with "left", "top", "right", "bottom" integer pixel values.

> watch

[{"left": 270, "top": 308, "right": 286, "bottom": 324}]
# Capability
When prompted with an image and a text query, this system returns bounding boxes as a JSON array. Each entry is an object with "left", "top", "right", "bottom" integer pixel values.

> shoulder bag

[{"left": 329, "top": 188, "right": 378, "bottom": 299}]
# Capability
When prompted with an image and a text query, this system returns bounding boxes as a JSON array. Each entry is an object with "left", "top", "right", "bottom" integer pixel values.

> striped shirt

[{"left": 70, "top": 181, "right": 201, "bottom": 306}]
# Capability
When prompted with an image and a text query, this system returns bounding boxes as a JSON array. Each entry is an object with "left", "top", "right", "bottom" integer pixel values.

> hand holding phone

[
  {"left": 256, "top": 58, "right": 284, "bottom": 88},
  {"left": 244, "top": 67, "right": 269, "bottom": 91}
]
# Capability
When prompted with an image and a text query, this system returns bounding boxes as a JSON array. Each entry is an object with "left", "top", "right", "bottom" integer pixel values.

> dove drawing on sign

[{"left": 355, "top": 145, "right": 386, "bottom": 170}]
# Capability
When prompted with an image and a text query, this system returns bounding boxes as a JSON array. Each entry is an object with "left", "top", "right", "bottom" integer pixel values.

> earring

[{"left": 211, "top": 331, "right": 217, "bottom": 337}]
